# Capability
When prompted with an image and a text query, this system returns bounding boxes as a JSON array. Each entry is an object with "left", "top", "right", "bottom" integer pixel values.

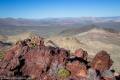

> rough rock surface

[
  {"left": 74, "top": 48, "right": 88, "bottom": 61},
  {"left": 0, "top": 36, "right": 119, "bottom": 80},
  {"left": 91, "top": 50, "right": 113, "bottom": 72},
  {"left": 66, "top": 61, "right": 87, "bottom": 79}
]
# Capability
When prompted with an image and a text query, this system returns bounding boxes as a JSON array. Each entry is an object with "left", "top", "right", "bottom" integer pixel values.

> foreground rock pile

[{"left": 0, "top": 36, "right": 120, "bottom": 80}]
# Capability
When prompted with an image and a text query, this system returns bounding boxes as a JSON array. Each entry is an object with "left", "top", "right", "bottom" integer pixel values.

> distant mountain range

[
  {"left": 0, "top": 17, "right": 120, "bottom": 36},
  {"left": 0, "top": 17, "right": 120, "bottom": 26}
]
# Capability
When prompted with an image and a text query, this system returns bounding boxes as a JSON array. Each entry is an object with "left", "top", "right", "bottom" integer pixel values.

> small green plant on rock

[
  {"left": 57, "top": 68, "right": 70, "bottom": 78},
  {"left": 31, "top": 43, "right": 37, "bottom": 48},
  {"left": 0, "top": 51, "right": 4, "bottom": 59}
]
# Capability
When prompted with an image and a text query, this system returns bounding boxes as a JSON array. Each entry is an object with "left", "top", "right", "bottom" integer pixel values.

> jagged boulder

[
  {"left": 88, "top": 50, "right": 115, "bottom": 80},
  {"left": 0, "top": 40, "right": 30, "bottom": 77},
  {"left": 66, "top": 60, "right": 87, "bottom": 79},
  {"left": 91, "top": 50, "right": 113, "bottom": 72},
  {"left": 22, "top": 46, "right": 53, "bottom": 79},
  {"left": 74, "top": 48, "right": 88, "bottom": 60}
]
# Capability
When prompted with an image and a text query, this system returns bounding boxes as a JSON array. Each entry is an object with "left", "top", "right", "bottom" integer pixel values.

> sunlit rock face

[
  {"left": 91, "top": 50, "right": 113, "bottom": 72},
  {"left": 0, "top": 36, "right": 119, "bottom": 80},
  {"left": 0, "top": 36, "right": 70, "bottom": 79},
  {"left": 74, "top": 48, "right": 88, "bottom": 60}
]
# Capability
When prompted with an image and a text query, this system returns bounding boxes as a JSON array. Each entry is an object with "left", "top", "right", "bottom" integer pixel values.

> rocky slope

[
  {"left": 0, "top": 36, "right": 119, "bottom": 80},
  {"left": 46, "top": 28, "right": 120, "bottom": 72}
]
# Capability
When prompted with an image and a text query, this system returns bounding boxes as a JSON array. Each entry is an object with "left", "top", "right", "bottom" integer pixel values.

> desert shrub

[
  {"left": 0, "top": 51, "right": 4, "bottom": 59},
  {"left": 31, "top": 43, "right": 37, "bottom": 48},
  {"left": 57, "top": 68, "right": 70, "bottom": 78}
]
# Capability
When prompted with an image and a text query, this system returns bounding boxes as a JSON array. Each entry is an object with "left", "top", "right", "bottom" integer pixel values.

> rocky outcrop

[
  {"left": 0, "top": 36, "right": 119, "bottom": 80},
  {"left": 0, "top": 36, "right": 69, "bottom": 79},
  {"left": 89, "top": 50, "right": 115, "bottom": 80},
  {"left": 74, "top": 48, "right": 88, "bottom": 60},
  {"left": 91, "top": 50, "right": 113, "bottom": 72}
]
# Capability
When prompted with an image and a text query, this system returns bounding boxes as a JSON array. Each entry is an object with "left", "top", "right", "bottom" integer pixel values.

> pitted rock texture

[{"left": 0, "top": 36, "right": 119, "bottom": 80}]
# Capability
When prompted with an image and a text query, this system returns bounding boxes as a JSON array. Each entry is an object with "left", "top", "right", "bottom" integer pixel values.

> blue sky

[{"left": 0, "top": 0, "right": 120, "bottom": 18}]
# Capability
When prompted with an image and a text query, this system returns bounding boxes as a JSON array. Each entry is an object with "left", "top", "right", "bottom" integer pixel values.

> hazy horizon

[{"left": 1, "top": 16, "right": 120, "bottom": 20}]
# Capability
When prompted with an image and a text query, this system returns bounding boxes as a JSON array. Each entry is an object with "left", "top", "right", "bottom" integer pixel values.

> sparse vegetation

[
  {"left": 0, "top": 51, "right": 4, "bottom": 59},
  {"left": 31, "top": 43, "right": 37, "bottom": 48},
  {"left": 57, "top": 68, "right": 70, "bottom": 78}
]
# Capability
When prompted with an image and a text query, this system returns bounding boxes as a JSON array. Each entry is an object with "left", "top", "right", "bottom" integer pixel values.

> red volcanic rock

[
  {"left": 66, "top": 61, "right": 87, "bottom": 78},
  {"left": 0, "top": 36, "right": 116, "bottom": 80},
  {"left": 22, "top": 46, "right": 53, "bottom": 78},
  {"left": 91, "top": 50, "right": 113, "bottom": 72},
  {"left": 88, "top": 51, "right": 114, "bottom": 80},
  {"left": 0, "top": 41, "right": 30, "bottom": 77},
  {"left": 57, "top": 48, "right": 69, "bottom": 65},
  {"left": 22, "top": 47, "right": 69, "bottom": 79},
  {"left": 74, "top": 48, "right": 88, "bottom": 60},
  {"left": 48, "top": 48, "right": 69, "bottom": 78},
  {"left": 0, "top": 45, "right": 20, "bottom": 70},
  {"left": 39, "top": 74, "right": 54, "bottom": 80},
  {"left": 3, "top": 50, "right": 15, "bottom": 61},
  {"left": 67, "top": 76, "right": 87, "bottom": 80},
  {"left": 0, "top": 36, "right": 70, "bottom": 79}
]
